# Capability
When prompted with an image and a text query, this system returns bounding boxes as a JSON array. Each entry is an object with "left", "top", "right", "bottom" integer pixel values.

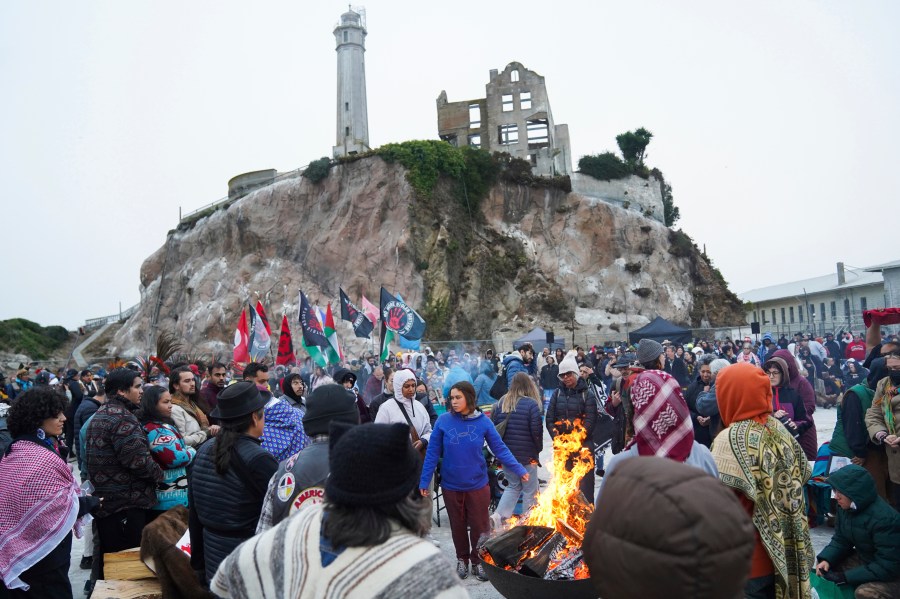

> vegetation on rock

[
  {"left": 0, "top": 319, "right": 70, "bottom": 359},
  {"left": 302, "top": 157, "right": 333, "bottom": 183}
]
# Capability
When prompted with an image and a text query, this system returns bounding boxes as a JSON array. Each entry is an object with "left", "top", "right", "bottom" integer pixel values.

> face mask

[{"left": 891, "top": 372, "right": 900, "bottom": 385}]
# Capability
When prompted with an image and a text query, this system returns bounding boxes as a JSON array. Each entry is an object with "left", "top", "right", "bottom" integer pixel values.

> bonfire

[{"left": 480, "top": 419, "right": 593, "bottom": 581}]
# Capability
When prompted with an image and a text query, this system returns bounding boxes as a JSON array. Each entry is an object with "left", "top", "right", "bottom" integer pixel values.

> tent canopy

[
  {"left": 512, "top": 327, "right": 566, "bottom": 352},
  {"left": 628, "top": 316, "right": 692, "bottom": 345}
]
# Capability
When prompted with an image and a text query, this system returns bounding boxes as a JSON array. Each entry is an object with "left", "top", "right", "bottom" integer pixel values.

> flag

[
  {"left": 233, "top": 309, "right": 250, "bottom": 364},
  {"left": 255, "top": 300, "right": 272, "bottom": 335},
  {"left": 276, "top": 314, "right": 296, "bottom": 366},
  {"left": 379, "top": 321, "right": 396, "bottom": 362},
  {"left": 380, "top": 287, "right": 426, "bottom": 340},
  {"left": 298, "top": 292, "right": 328, "bottom": 367},
  {"left": 361, "top": 295, "right": 379, "bottom": 325},
  {"left": 324, "top": 303, "right": 343, "bottom": 365},
  {"left": 248, "top": 302, "right": 271, "bottom": 362},
  {"left": 396, "top": 293, "right": 422, "bottom": 350},
  {"left": 340, "top": 288, "right": 374, "bottom": 339}
]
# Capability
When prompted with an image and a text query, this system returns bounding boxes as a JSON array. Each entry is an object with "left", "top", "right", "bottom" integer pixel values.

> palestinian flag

[
  {"left": 298, "top": 292, "right": 328, "bottom": 367},
  {"left": 324, "top": 303, "right": 343, "bottom": 365},
  {"left": 339, "top": 288, "right": 374, "bottom": 339},
  {"left": 276, "top": 314, "right": 296, "bottom": 366},
  {"left": 379, "top": 322, "right": 396, "bottom": 362},
  {"left": 233, "top": 308, "right": 250, "bottom": 364}
]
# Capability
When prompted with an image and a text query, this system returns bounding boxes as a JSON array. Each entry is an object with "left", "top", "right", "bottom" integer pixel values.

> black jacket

[
  {"left": 491, "top": 397, "right": 543, "bottom": 465},
  {"left": 683, "top": 376, "right": 712, "bottom": 447},
  {"left": 545, "top": 378, "right": 598, "bottom": 444},
  {"left": 189, "top": 435, "right": 278, "bottom": 580},
  {"left": 540, "top": 364, "right": 559, "bottom": 391}
]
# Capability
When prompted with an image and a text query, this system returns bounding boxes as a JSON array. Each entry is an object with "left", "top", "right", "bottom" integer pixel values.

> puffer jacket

[
  {"left": 189, "top": 434, "right": 278, "bottom": 581},
  {"left": 545, "top": 377, "right": 598, "bottom": 443},
  {"left": 491, "top": 396, "right": 542, "bottom": 465},
  {"left": 85, "top": 395, "right": 163, "bottom": 518},
  {"left": 818, "top": 464, "right": 900, "bottom": 586},
  {"left": 502, "top": 354, "right": 528, "bottom": 387}
]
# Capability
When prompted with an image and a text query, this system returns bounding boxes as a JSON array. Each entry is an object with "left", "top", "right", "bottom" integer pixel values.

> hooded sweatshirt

[
  {"left": 818, "top": 465, "right": 900, "bottom": 586},
  {"left": 373, "top": 369, "right": 431, "bottom": 443},
  {"left": 770, "top": 349, "right": 817, "bottom": 459}
]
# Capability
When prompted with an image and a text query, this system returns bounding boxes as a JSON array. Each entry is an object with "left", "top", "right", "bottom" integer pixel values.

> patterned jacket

[{"left": 85, "top": 395, "right": 163, "bottom": 518}]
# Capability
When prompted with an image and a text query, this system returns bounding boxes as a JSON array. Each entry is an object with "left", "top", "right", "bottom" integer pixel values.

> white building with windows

[{"left": 739, "top": 262, "right": 889, "bottom": 336}]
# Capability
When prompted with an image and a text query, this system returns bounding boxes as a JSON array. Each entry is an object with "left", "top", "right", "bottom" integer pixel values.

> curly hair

[{"left": 8, "top": 386, "right": 67, "bottom": 437}]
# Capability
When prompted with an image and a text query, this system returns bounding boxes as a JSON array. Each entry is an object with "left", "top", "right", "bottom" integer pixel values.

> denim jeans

[{"left": 495, "top": 462, "right": 539, "bottom": 520}]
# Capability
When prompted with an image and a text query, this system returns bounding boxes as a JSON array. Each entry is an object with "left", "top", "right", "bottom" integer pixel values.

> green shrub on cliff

[
  {"left": 0, "top": 318, "right": 70, "bottom": 359},
  {"left": 302, "top": 157, "right": 333, "bottom": 183},
  {"left": 578, "top": 152, "right": 631, "bottom": 180}
]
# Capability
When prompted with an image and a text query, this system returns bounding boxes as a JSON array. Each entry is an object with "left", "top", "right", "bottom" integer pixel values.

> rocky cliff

[{"left": 113, "top": 156, "right": 743, "bottom": 356}]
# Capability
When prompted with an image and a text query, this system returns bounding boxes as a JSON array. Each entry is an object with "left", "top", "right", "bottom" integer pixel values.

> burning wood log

[
  {"left": 545, "top": 549, "right": 584, "bottom": 580},
  {"left": 519, "top": 532, "right": 567, "bottom": 578},
  {"left": 481, "top": 525, "right": 556, "bottom": 570}
]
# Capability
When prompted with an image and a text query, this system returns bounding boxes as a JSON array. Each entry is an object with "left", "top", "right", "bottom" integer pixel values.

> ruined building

[
  {"left": 436, "top": 62, "right": 572, "bottom": 176},
  {"left": 333, "top": 7, "right": 370, "bottom": 157}
]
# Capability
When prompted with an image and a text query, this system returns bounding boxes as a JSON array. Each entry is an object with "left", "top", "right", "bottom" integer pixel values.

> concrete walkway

[{"left": 71, "top": 323, "right": 111, "bottom": 368}]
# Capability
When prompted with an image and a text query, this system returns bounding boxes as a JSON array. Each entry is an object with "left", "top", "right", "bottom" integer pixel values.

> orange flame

[{"left": 523, "top": 419, "right": 594, "bottom": 546}]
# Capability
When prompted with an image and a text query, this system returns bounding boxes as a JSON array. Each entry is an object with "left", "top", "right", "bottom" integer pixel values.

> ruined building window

[
  {"left": 467, "top": 133, "right": 481, "bottom": 148},
  {"left": 529, "top": 153, "right": 537, "bottom": 165},
  {"left": 860, "top": 297, "right": 867, "bottom": 311},
  {"left": 440, "top": 134, "right": 458, "bottom": 147},
  {"left": 502, "top": 94, "right": 514, "bottom": 112},
  {"left": 511, "top": 69, "right": 519, "bottom": 82},
  {"left": 781, "top": 308, "right": 786, "bottom": 323},
  {"left": 789, "top": 307, "right": 795, "bottom": 323},
  {"left": 772, "top": 309, "right": 776, "bottom": 325},
  {"left": 844, "top": 299, "right": 850, "bottom": 319},
  {"left": 830, "top": 301, "right": 836, "bottom": 319},
  {"left": 820, "top": 303, "right": 825, "bottom": 321},
  {"left": 345, "top": 102, "right": 349, "bottom": 111},
  {"left": 526, "top": 118, "right": 549, "bottom": 149},
  {"left": 345, "top": 126, "right": 350, "bottom": 137},
  {"left": 798, "top": 304, "right": 804, "bottom": 323},
  {"left": 343, "top": 31, "right": 348, "bottom": 42},
  {"left": 498, "top": 124, "right": 518, "bottom": 145},
  {"left": 520, "top": 91, "right": 532, "bottom": 110},
  {"left": 469, "top": 104, "right": 481, "bottom": 128}
]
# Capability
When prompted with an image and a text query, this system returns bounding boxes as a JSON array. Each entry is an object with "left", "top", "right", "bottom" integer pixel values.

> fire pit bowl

[{"left": 480, "top": 560, "right": 597, "bottom": 599}]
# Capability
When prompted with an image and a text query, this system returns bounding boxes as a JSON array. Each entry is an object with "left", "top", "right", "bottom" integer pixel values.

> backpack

[{"left": 489, "top": 365, "right": 508, "bottom": 400}]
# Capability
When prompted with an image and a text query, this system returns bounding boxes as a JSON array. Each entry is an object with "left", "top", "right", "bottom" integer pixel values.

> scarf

[
  {"left": 712, "top": 418, "right": 812, "bottom": 599},
  {"left": 0, "top": 438, "right": 82, "bottom": 590},
  {"left": 172, "top": 395, "right": 209, "bottom": 429},
  {"left": 626, "top": 370, "right": 693, "bottom": 462}
]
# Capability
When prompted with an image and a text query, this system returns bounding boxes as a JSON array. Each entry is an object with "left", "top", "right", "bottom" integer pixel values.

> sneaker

[
  {"left": 489, "top": 513, "right": 502, "bottom": 531},
  {"left": 427, "top": 533, "right": 440, "bottom": 547},
  {"left": 79, "top": 555, "right": 93, "bottom": 570},
  {"left": 456, "top": 559, "right": 469, "bottom": 580},
  {"left": 83, "top": 580, "right": 93, "bottom": 596},
  {"left": 474, "top": 563, "right": 488, "bottom": 582}
]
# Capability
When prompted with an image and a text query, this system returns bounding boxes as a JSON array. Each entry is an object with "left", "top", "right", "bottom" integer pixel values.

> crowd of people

[{"left": 0, "top": 322, "right": 899, "bottom": 598}]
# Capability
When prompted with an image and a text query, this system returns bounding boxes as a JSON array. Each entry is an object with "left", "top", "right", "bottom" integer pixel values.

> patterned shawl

[
  {"left": 261, "top": 397, "right": 309, "bottom": 462},
  {"left": 172, "top": 394, "right": 209, "bottom": 429},
  {"left": 712, "top": 417, "right": 813, "bottom": 599},
  {"left": 0, "top": 439, "right": 81, "bottom": 590},
  {"left": 626, "top": 370, "right": 694, "bottom": 462}
]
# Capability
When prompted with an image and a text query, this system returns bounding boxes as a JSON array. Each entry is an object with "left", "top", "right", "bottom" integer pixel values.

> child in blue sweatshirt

[{"left": 420, "top": 381, "right": 527, "bottom": 582}]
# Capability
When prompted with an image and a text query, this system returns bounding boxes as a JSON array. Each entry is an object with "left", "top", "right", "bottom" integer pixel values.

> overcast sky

[{"left": 2, "top": 1, "right": 898, "bottom": 329}]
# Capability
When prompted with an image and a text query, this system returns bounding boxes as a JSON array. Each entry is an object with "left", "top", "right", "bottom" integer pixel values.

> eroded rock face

[{"left": 114, "top": 157, "right": 742, "bottom": 357}]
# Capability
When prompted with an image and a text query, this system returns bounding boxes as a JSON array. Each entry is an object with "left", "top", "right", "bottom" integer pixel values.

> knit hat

[
  {"left": 302, "top": 384, "right": 359, "bottom": 436},
  {"left": 557, "top": 351, "right": 580, "bottom": 378},
  {"left": 636, "top": 339, "right": 664, "bottom": 366},
  {"left": 584, "top": 456, "right": 755, "bottom": 599},
  {"left": 326, "top": 422, "right": 419, "bottom": 507}
]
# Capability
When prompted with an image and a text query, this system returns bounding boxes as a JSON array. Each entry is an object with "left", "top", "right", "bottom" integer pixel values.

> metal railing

[
  {"left": 84, "top": 303, "right": 140, "bottom": 330},
  {"left": 179, "top": 166, "right": 308, "bottom": 223}
]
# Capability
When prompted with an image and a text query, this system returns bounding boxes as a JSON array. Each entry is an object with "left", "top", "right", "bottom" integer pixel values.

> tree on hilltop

[{"left": 616, "top": 127, "right": 653, "bottom": 166}]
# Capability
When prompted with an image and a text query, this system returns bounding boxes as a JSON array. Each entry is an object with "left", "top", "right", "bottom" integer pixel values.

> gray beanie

[
  {"left": 636, "top": 339, "right": 664, "bottom": 366},
  {"left": 302, "top": 384, "right": 360, "bottom": 436}
]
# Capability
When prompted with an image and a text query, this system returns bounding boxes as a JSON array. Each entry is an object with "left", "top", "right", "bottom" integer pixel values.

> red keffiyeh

[
  {"left": 863, "top": 308, "right": 900, "bottom": 328},
  {"left": 0, "top": 439, "right": 81, "bottom": 590},
  {"left": 626, "top": 370, "right": 694, "bottom": 462}
]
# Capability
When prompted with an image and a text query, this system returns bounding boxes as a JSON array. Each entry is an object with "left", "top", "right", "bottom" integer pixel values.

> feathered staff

[{"left": 135, "top": 331, "right": 183, "bottom": 383}]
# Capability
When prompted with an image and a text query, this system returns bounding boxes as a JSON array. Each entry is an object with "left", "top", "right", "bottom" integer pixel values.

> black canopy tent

[
  {"left": 627, "top": 316, "right": 692, "bottom": 345},
  {"left": 512, "top": 327, "right": 566, "bottom": 352}
]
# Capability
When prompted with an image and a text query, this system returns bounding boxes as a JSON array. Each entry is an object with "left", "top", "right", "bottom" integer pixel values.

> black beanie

[
  {"left": 302, "top": 384, "right": 359, "bottom": 436},
  {"left": 867, "top": 357, "right": 887, "bottom": 390},
  {"left": 326, "top": 422, "right": 419, "bottom": 507}
]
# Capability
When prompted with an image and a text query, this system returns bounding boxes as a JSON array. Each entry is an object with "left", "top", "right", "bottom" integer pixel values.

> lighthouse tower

[{"left": 332, "top": 7, "right": 370, "bottom": 157}]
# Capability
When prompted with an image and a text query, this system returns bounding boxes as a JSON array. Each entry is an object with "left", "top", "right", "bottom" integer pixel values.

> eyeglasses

[
  {"left": 561, "top": 372, "right": 577, "bottom": 378},
  {"left": 766, "top": 370, "right": 781, "bottom": 377}
]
